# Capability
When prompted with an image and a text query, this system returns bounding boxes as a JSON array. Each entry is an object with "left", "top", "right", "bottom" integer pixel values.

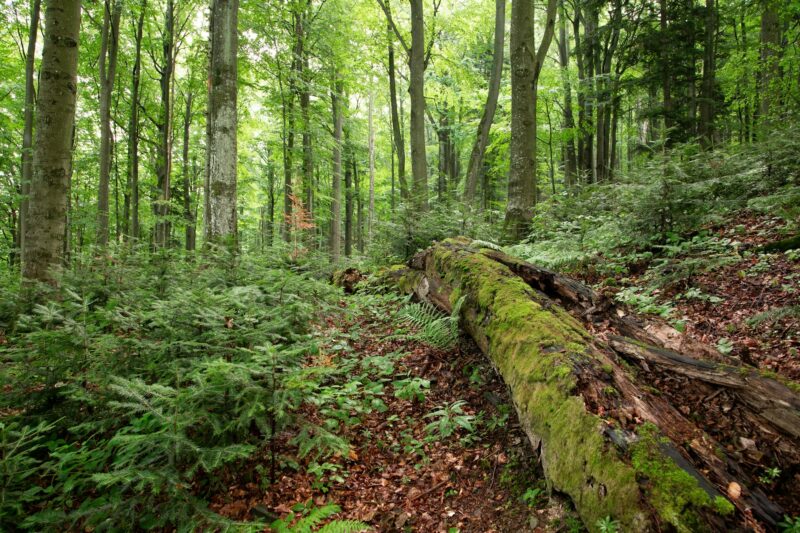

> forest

[{"left": 0, "top": 0, "right": 799, "bottom": 531}]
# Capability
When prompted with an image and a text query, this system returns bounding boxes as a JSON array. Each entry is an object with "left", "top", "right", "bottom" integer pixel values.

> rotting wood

[{"left": 383, "top": 237, "right": 800, "bottom": 532}]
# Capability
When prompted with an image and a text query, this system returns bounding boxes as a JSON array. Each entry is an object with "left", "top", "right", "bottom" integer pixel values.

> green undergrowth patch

[{"left": 0, "top": 248, "right": 373, "bottom": 531}]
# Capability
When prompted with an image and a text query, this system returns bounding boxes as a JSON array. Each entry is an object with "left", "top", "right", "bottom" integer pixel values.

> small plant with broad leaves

[{"left": 424, "top": 400, "right": 477, "bottom": 442}]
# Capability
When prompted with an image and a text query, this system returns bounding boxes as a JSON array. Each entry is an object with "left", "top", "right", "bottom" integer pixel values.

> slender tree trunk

[
  {"left": 22, "top": 0, "right": 82, "bottom": 283},
  {"left": 18, "top": 0, "right": 41, "bottom": 263},
  {"left": 572, "top": 7, "right": 592, "bottom": 181},
  {"left": 355, "top": 157, "right": 364, "bottom": 252},
  {"left": 96, "top": 0, "right": 122, "bottom": 246},
  {"left": 280, "top": 83, "right": 294, "bottom": 242},
  {"left": 409, "top": 0, "right": 428, "bottom": 210},
  {"left": 557, "top": 0, "right": 577, "bottom": 188},
  {"left": 387, "top": 2, "right": 409, "bottom": 201},
  {"left": 269, "top": 165, "right": 276, "bottom": 246},
  {"left": 759, "top": 0, "right": 780, "bottom": 123},
  {"left": 464, "top": 0, "right": 505, "bottom": 203},
  {"left": 504, "top": 0, "right": 558, "bottom": 241},
  {"left": 154, "top": 0, "right": 174, "bottom": 247},
  {"left": 344, "top": 128, "right": 353, "bottom": 257},
  {"left": 330, "top": 78, "right": 344, "bottom": 262},
  {"left": 699, "top": 0, "right": 717, "bottom": 148},
  {"left": 124, "top": 0, "right": 145, "bottom": 241},
  {"left": 660, "top": 0, "right": 673, "bottom": 133},
  {"left": 205, "top": 0, "right": 239, "bottom": 245},
  {"left": 301, "top": 55, "right": 313, "bottom": 219},
  {"left": 368, "top": 89, "right": 375, "bottom": 243},
  {"left": 183, "top": 92, "right": 196, "bottom": 250}
]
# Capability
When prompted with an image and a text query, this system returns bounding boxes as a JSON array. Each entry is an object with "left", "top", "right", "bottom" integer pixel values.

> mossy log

[
  {"left": 756, "top": 234, "right": 800, "bottom": 253},
  {"left": 388, "top": 238, "right": 800, "bottom": 532}
]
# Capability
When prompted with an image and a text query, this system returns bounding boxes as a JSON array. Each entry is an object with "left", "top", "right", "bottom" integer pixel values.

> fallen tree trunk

[{"left": 384, "top": 238, "right": 800, "bottom": 532}]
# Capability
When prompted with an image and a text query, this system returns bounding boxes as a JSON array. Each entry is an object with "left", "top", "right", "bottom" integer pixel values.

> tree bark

[
  {"left": 18, "top": 0, "right": 41, "bottom": 262},
  {"left": 124, "top": 0, "right": 146, "bottom": 242},
  {"left": 387, "top": 238, "right": 800, "bottom": 532},
  {"left": 205, "top": 0, "right": 239, "bottom": 246},
  {"left": 758, "top": 0, "right": 780, "bottom": 123},
  {"left": 182, "top": 91, "right": 196, "bottom": 251},
  {"left": 330, "top": 78, "right": 343, "bottom": 263},
  {"left": 344, "top": 128, "right": 353, "bottom": 258},
  {"left": 386, "top": 1, "right": 409, "bottom": 202},
  {"left": 409, "top": 0, "right": 428, "bottom": 211},
  {"left": 557, "top": 0, "right": 577, "bottom": 189},
  {"left": 464, "top": 0, "right": 505, "bottom": 204},
  {"left": 504, "top": 0, "right": 557, "bottom": 241},
  {"left": 698, "top": 0, "right": 717, "bottom": 149},
  {"left": 154, "top": 0, "right": 175, "bottom": 247},
  {"left": 96, "top": 0, "right": 122, "bottom": 246},
  {"left": 368, "top": 89, "right": 375, "bottom": 243},
  {"left": 22, "top": 0, "right": 82, "bottom": 283}
]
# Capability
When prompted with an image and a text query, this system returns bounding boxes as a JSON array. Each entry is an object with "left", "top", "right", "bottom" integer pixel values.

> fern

[
  {"left": 747, "top": 306, "right": 800, "bottom": 327},
  {"left": 271, "top": 503, "right": 368, "bottom": 533},
  {"left": 397, "top": 296, "right": 464, "bottom": 349}
]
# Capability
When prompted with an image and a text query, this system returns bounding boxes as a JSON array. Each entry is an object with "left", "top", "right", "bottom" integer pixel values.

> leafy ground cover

[
  {"left": 0, "top": 249, "right": 591, "bottom": 532},
  {"left": 209, "top": 292, "right": 584, "bottom": 532}
]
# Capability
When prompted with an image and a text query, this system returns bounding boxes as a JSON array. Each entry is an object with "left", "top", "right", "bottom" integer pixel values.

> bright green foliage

[
  {"left": 397, "top": 297, "right": 464, "bottom": 349},
  {"left": 0, "top": 249, "right": 362, "bottom": 530},
  {"left": 270, "top": 501, "right": 368, "bottom": 533},
  {"left": 595, "top": 516, "right": 620, "bottom": 533},
  {"left": 423, "top": 400, "right": 477, "bottom": 441},
  {"left": 779, "top": 515, "right": 800, "bottom": 533},
  {"left": 392, "top": 376, "right": 431, "bottom": 402}
]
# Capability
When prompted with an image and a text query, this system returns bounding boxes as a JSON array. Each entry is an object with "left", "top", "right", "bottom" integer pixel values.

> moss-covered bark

[{"left": 389, "top": 238, "right": 749, "bottom": 532}]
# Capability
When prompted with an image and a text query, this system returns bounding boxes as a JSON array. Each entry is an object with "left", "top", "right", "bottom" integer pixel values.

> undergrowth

[{"left": 0, "top": 248, "right": 366, "bottom": 531}]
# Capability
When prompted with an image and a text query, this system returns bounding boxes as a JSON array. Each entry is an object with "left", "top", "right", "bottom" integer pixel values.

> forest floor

[
  {"left": 208, "top": 294, "right": 580, "bottom": 532},
  {"left": 578, "top": 211, "right": 799, "bottom": 381}
]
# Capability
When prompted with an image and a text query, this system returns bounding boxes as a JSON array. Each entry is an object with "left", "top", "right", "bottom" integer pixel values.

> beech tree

[
  {"left": 463, "top": 0, "right": 505, "bottom": 204},
  {"left": 504, "top": 0, "right": 558, "bottom": 241},
  {"left": 205, "top": 0, "right": 239, "bottom": 245},
  {"left": 22, "top": 0, "right": 82, "bottom": 282}
]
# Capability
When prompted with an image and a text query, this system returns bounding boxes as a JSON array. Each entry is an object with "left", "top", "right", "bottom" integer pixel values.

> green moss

[
  {"left": 713, "top": 496, "right": 735, "bottom": 516},
  {"left": 428, "top": 245, "right": 650, "bottom": 531},
  {"left": 389, "top": 242, "right": 737, "bottom": 532},
  {"left": 631, "top": 423, "right": 732, "bottom": 532}
]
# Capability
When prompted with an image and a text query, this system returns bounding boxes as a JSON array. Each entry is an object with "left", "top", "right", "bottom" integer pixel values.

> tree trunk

[
  {"left": 368, "top": 89, "right": 376, "bottom": 244},
  {"left": 182, "top": 92, "right": 196, "bottom": 251},
  {"left": 464, "top": 0, "right": 505, "bottom": 203},
  {"left": 408, "top": 0, "right": 428, "bottom": 211},
  {"left": 124, "top": 0, "right": 145, "bottom": 242},
  {"left": 22, "top": 0, "right": 82, "bottom": 283},
  {"left": 330, "top": 78, "right": 343, "bottom": 263},
  {"left": 758, "top": 0, "right": 780, "bottom": 123},
  {"left": 698, "top": 0, "right": 717, "bottom": 148},
  {"left": 504, "top": 0, "right": 558, "bottom": 241},
  {"left": 660, "top": 0, "right": 673, "bottom": 134},
  {"left": 154, "top": 0, "right": 175, "bottom": 247},
  {"left": 557, "top": 0, "right": 577, "bottom": 189},
  {"left": 96, "top": 0, "right": 121, "bottom": 246},
  {"left": 386, "top": 2, "right": 409, "bottom": 202},
  {"left": 205, "top": 0, "right": 239, "bottom": 246},
  {"left": 18, "top": 0, "right": 41, "bottom": 262},
  {"left": 387, "top": 238, "right": 800, "bottom": 532},
  {"left": 355, "top": 157, "right": 364, "bottom": 253},
  {"left": 344, "top": 128, "right": 353, "bottom": 258}
]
